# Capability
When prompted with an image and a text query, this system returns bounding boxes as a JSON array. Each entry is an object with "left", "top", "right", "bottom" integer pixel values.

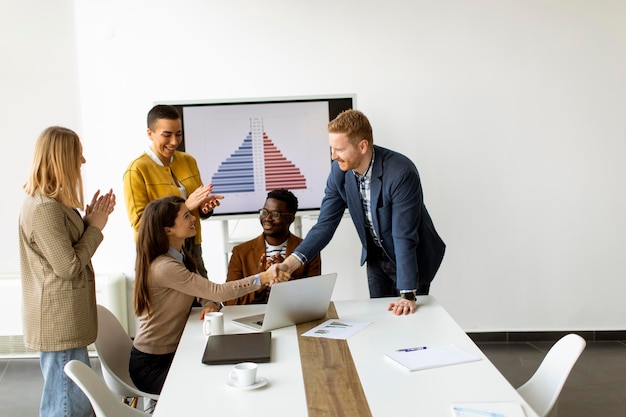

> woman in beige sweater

[{"left": 129, "top": 196, "right": 288, "bottom": 394}]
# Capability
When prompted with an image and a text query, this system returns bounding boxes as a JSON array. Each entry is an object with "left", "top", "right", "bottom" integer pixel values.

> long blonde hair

[{"left": 24, "top": 126, "right": 85, "bottom": 209}]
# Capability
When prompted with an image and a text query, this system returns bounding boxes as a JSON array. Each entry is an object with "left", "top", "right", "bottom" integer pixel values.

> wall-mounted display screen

[{"left": 171, "top": 95, "right": 354, "bottom": 217}]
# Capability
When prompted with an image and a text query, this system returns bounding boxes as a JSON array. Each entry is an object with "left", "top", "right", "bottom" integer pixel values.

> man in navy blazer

[{"left": 275, "top": 109, "right": 445, "bottom": 315}]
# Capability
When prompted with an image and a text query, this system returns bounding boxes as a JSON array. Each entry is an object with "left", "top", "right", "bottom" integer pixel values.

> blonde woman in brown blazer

[{"left": 19, "top": 126, "right": 115, "bottom": 417}]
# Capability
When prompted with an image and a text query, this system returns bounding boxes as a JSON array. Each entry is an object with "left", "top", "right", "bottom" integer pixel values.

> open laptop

[{"left": 232, "top": 273, "right": 338, "bottom": 332}]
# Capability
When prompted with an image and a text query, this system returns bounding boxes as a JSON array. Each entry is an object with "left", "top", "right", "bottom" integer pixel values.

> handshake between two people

[
  {"left": 258, "top": 261, "right": 291, "bottom": 286},
  {"left": 255, "top": 253, "right": 303, "bottom": 287},
  {"left": 198, "top": 260, "right": 292, "bottom": 319}
]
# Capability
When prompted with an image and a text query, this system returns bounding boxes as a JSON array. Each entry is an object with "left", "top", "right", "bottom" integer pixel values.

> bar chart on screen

[
  {"left": 210, "top": 117, "right": 308, "bottom": 194},
  {"left": 178, "top": 96, "right": 354, "bottom": 216}
]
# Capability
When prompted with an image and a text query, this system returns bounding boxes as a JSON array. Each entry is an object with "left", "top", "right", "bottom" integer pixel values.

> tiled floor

[
  {"left": 1, "top": 340, "right": 625, "bottom": 416},
  {"left": 475, "top": 339, "right": 626, "bottom": 417},
  {"left": 0, "top": 356, "right": 101, "bottom": 416}
]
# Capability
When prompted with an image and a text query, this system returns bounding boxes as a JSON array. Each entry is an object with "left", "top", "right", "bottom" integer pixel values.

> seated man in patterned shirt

[{"left": 224, "top": 189, "right": 321, "bottom": 305}]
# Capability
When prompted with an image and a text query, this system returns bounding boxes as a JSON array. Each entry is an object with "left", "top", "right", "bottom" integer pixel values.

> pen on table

[
  {"left": 452, "top": 406, "right": 505, "bottom": 417},
  {"left": 396, "top": 346, "right": 427, "bottom": 352}
]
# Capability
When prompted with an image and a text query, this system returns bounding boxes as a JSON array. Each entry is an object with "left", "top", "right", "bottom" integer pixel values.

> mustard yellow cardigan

[{"left": 123, "top": 151, "right": 205, "bottom": 244}]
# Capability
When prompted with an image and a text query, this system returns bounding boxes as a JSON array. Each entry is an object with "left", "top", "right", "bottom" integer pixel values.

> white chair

[
  {"left": 94, "top": 304, "right": 159, "bottom": 409},
  {"left": 64, "top": 360, "right": 148, "bottom": 417},
  {"left": 516, "top": 333, "right": 586, "bottom": 417}
]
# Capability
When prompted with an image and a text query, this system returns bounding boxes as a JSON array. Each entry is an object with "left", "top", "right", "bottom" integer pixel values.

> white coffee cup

[
  {"left": 202, "top": 312, "right": 224, "bottom": 336},
  {"left": 229, "top": 362, "right": 258, "bottom": 386}
]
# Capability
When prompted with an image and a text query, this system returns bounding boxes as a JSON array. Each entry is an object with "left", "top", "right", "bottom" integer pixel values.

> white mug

[
  {"left": 202, "top": 312, "right": 224, "bottom": 336},
  {"left": 229, "top": 362, "right": 257, "bottom": 386}
]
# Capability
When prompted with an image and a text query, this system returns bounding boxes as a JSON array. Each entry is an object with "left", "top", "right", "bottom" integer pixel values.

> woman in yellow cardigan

[{"left": 123, "top": 105, "right": 223, "bottom": 283}]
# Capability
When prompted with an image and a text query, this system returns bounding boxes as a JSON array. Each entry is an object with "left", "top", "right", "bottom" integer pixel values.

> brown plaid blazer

[{"left": 19, "top": 193, "right": 103, "bottom": 352}]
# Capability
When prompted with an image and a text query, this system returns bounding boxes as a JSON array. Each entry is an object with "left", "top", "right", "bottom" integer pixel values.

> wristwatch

[{"left": 400, "top": 290, "right": 417, "bottom": 301}]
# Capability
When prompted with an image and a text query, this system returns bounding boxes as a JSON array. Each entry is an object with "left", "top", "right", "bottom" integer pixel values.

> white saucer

[{"left": 226, "top": 376, "right": 268, "bottom": 390}]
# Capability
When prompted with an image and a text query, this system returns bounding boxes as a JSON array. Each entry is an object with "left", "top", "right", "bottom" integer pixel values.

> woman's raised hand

[{"left": 84, "top": 189, "right": 116, "bottom": 231}]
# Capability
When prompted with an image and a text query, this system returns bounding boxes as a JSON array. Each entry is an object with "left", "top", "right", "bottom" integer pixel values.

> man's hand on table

[{"left": 387, "top": 298, "right": 418, "bottom": 315}]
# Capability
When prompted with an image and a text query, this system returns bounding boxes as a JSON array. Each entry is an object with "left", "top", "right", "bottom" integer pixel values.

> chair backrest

[
  {"left": 64, "top": 360, "right": 148, "bottom": 417},
  {"left": 516, "top": 333, "right": 586, "bottom": 417},
  {"left": 94, "top": 304, "right": 159, "bottom": 400}
]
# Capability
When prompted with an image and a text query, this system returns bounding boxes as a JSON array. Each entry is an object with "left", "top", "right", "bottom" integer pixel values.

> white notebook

[
  {"left": 385, "top": 344, "right": 481, "bottom": 371},
  {"left": 451, "top": 401, "right": 526, "bottom": 417}
]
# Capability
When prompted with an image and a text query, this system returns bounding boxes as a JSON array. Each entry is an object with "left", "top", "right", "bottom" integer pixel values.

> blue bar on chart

[{"left": 211, "top": 117, "right": 308, "bottom": 194}]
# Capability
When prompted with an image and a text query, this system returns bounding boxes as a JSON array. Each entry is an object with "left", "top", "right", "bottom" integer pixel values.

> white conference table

[{"left": 153, "top": 296, "right": 538, "bottom": 417}]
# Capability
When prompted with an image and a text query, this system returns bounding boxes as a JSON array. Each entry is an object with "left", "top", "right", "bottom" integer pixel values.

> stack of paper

[{"left": 385, "top": 344, "right": 481, "bottom": 371}]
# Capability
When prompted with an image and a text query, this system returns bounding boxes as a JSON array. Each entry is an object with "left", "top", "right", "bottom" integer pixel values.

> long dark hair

[{"left": 134, "top": 195, "right": 197, "bottom": 316}]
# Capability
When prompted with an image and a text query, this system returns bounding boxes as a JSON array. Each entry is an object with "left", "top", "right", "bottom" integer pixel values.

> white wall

[
  {"left": 1, "top": 0, "right": 82, "bottom": 273},
  {"left": 2, "top": 0, "right": 625, "bottom": 332}
]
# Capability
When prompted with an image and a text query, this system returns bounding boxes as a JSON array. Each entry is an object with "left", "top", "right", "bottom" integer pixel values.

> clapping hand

[
  {"left": 257, "top": 253, "right": 284, "bottom": 273},
  {"left": 200, "top": 184, "right": 224, "bottom": 214},
  {"left": 200, "top": 193, "right": 224, "bottom": 214},
  {"left": 84, "top": 189, "right": 116, "bottom": 231},
  {"left": 187, "top": 184, "right": 224, "bottom": 213}
]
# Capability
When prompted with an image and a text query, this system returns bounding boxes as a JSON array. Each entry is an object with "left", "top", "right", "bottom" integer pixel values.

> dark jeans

[
  {"left": 129, "top": 347, "right": 175, "bottom": 395},
  {"left": 366, "top": 244, "right": 430, "bottom": 298}
]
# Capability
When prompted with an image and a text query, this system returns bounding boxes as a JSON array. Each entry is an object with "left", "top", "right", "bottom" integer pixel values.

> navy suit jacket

[{"left": 295, "top": 145, "right": 445, "bottom": 291}]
